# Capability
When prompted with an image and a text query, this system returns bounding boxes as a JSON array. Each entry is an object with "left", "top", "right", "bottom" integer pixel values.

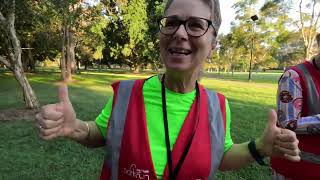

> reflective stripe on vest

[
  {"left": 205, "top": 89, "right": 225, "bottom": 179},
  {"left": 105, "top": 80, "right": 135, "bottom": 179},
  {"left": 295, "top": 63, "right": 320, "bottom": 115},
  {"left": 103, "top": 80, "right": 225, "bottom": 179},
  {"left": 300, "top": 151, "right": 320, "bottom": 164}
]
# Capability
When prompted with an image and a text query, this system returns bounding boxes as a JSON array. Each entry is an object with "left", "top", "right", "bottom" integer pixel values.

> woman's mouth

[{"left": 168, "top": 47, "right": 192, "bottom": 56}]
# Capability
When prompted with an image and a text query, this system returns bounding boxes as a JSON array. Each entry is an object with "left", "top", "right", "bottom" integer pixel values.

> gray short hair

[{"left": 164, "top": 0, "right": 222, "bottom": 36}]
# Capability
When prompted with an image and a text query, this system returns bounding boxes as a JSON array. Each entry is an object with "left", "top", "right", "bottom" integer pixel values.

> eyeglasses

[{"left": 158, "top": 17, "right": 216, "bottom": 37}]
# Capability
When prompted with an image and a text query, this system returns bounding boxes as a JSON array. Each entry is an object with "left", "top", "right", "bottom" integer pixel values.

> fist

[{"left": 35, "top": 84, "right": 76, "bottom": 140}]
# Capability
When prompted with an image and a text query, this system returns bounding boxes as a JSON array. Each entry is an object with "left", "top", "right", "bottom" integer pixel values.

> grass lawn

[{"left": 0, "top": 70, "right": 282, "bottom": 179}]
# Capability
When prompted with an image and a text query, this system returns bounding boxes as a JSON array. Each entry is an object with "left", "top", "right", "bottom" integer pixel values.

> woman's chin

[
  {"left": 166, "top": 64, "right": 192, "bottom": 72},
  {"left": 165, "top": 59, "right": 193, "bottom": 72}
]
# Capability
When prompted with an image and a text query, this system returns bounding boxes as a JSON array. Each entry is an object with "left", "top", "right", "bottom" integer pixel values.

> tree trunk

[
  {"left": 298, "top": 0, "right": 320, "bottom": 60},
  {"left": 76, "top": 59, "right": 80, "bottom": 72},
  {"left": 69, "top": 29, "right": 76, "bottom": 74},
  {"left": 133, "top": 64, "right": 141, "bottom": 73},
  {"left": 65, "top": 25, "right": 72, "bottom": 81},
  {"left": 21, "top": 43, "right": 35, "bottom": 72},
  {"left": 26, "top": 43, "right": 35, "bottom": 72},
  {"left": 61, "top": 24, "right": 67, "bottom": 81},
  {"left": 231, "top": 65, "right": 235, "bottom": 77},
  {"left": 106, "top": 62, "right": 111, "bottom": 69},
  {"left": 14, "top": 67, "right": 39, "bottom": 109},
  {"left": 22, "top": 52, "right": 29, "bottom": 71},
  {"left": 0, "top": 3, "right": 39, "bottom": 109}
]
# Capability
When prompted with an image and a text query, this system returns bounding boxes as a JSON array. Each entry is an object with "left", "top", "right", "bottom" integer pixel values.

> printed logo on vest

[{"left": 123, "top": 164, "right": 150, "bottom": 180}]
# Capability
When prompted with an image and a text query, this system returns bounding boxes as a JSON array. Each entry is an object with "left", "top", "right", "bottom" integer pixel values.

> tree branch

[
  {"left": 0, "top": 12, "right": 6, "bottom": 31},
  {"left": 299, "top": 0, "right": 304, "bottom": 31},
  {"left": 0, "top": 11, "right": 5, "bottom": 24},
  {"left": 314, "top": 10, "right": 320, "bottom": 31},
  {"left": 0, "top": 56, "right": 13, "bottom": 70}
]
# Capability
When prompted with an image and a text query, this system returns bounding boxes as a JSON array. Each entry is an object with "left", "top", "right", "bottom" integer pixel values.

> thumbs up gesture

[
  {"left": 257, "top": 110, "right": 300, "bottom": 162},
  {"left": 35, "top": 84, "right": 77, "bottom": 140}
]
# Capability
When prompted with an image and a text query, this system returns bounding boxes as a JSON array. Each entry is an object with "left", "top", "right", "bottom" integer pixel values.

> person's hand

[
  {"left": 35, "top": 84, "right": 77, "bottom": 140},
  {"left": 256, "top": 109, "right": 300, "bottom": 162}
]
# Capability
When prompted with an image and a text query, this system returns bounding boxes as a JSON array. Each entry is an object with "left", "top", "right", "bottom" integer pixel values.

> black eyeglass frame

[{"left": 158, "top": 16, "right": 217, "bottom": 37}]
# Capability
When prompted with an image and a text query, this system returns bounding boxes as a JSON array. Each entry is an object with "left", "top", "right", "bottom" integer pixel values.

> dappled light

[{"left": 1, "top": 0, "right": 319, "bottom": 179}]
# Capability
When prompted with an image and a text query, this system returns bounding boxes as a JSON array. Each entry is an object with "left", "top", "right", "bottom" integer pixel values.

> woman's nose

[{"left": 173, "top": 24, "right": 189, "bottom": 40}]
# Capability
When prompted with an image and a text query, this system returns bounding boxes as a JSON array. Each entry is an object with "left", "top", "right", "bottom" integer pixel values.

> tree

[
  {"left": 102, "top": 0, "right": 163, "bottom": 71},
  {"left": 296, "top": 0, "right": 320, "bottom": 59},
  {"left": 259, "top": 0, "right": 306, "bottom": 67},
  {"left": 228, "top": 0, "right": 305, "bottom": 72},
  {"left": 145, "top": 0, "right": 164, "bottom": 71},
  {"left": 0, "top": 0, "right": 39, "bottom": 109}
]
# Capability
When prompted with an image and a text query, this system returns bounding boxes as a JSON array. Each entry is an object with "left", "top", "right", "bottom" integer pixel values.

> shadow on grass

[
  {"left": 203, "top": 72, "right": 282, "bottom": 85},
  {"left": 0, "top": 70, "right": 274, "bottom": 179},
  {"left": 0, "top": 72, "right": 115, "bottom": 179}
]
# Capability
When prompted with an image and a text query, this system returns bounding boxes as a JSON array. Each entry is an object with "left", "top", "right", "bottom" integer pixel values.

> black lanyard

[{"left": 161, "top": 74, "right": 200, "bottom": 180}]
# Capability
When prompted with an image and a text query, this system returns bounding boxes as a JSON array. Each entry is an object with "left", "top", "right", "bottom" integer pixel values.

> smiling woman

[
  {"left": 159, "top": 0, "right": 217, "bottom": 92},
  {"left": 35, "top": 0, "right": 300, "bottom": 179}
]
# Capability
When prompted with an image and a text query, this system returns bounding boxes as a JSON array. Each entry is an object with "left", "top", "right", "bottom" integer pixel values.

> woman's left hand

[{"left": 256, "top": 109, "right": 300, "bottom": 162}]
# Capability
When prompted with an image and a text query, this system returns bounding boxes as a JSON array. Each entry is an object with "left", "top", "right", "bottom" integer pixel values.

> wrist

[
  {"left": 255, "top": 138, "right": 268, "bottom": 157},
  {"left": 68, "top": 120, "right": 90, "bottom": 142},
  {"left": 248, "top": 139, "right": 267, "bottom": 166}
]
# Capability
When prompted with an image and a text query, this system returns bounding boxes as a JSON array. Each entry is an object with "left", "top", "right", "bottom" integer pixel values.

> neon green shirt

[{"left": 95, "top": 76, "right": 233, "bottom": 177}]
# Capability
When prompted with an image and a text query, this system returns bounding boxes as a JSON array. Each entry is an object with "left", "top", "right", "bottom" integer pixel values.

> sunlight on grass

[{"left": 0, "top": 70, "right": 280, "bottom": 179}]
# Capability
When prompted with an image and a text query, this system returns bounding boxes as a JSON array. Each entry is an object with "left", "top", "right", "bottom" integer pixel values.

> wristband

[
  {"left": 84, "top": 122, "right": 90, "bottom": 139},
  {"left": 248, "top": 140, "right": 267, "bottom": 166}
]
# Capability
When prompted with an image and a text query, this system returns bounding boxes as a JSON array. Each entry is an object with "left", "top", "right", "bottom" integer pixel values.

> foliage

[
  {"left": 211, "top": 0, "right": 309, "bottom": 74},
  {"left": 1, "top": 0, "right": 318, "bottom": 75},
  {"left": 102, "top": 0, "right": 164, "bottom": 71}
]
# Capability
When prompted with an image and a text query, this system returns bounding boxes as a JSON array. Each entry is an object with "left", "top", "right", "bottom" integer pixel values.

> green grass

[{"left": 0, "top": 70, "right": 283, "bottom": 179}]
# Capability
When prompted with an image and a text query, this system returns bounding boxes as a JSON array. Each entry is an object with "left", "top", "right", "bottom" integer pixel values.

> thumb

[
  {"left": 268, "top": 109, "right": 278, "bottom": 129},
  {"left": 58, "top": 83, "right": 70, "bottom": 103}
]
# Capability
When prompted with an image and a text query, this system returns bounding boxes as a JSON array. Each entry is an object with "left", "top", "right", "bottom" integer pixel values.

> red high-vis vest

[
  {"left": 271, "top": 61, "right": 320, "bottom": 179},
  {"left": 100, "top": 78, "right": 227, "bottom": 180}
]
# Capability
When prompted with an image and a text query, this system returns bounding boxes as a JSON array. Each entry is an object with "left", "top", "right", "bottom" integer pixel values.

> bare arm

[
  {"left": 219, "top": 110, "right": 300, "bottom": 171},
  {"left": 68, "top": 120, "right": 105, "bottom": 148},
  {"left": 219, "top": 141, "right": 258, "bottom": 171}
]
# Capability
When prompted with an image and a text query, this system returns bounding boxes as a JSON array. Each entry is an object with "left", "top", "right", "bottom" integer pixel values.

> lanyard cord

[{"left": 161, "top": 74, "right": 200, "bottom": 180}]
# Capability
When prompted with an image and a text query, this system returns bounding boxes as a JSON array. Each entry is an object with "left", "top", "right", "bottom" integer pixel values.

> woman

[
  {"left": 271, "top": 34, "right": 320, "bottom": 179},
  {"left": 36, "top": 0, "right": 300, "bottom": 179}
]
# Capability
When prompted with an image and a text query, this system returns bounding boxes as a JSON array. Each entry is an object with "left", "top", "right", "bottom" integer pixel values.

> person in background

[
  {"left": 36, "top": 0, "right": 300, "bottom": 179},
  {"left": 271, "top": 33, "right": 320, "bottom": 179}
]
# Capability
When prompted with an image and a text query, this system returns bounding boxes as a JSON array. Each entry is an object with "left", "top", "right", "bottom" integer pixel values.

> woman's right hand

[{"left": 35, "top": 84, "right": 77, "bottom": 140}]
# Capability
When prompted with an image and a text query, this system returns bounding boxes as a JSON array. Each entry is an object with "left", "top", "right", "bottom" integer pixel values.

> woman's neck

[{"left": 163, "top": 71, "right": 199, "bottom": 93}]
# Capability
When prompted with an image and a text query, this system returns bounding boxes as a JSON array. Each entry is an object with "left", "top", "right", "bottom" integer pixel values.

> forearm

[
  {"left": 219, "top": 139, "right": 265, "bottom": 171},
  {"left": 69, "top": 120, "right": 105, "bottom": 148},
  {"left": 277, "top": 69, "right": 316, "bottom": 134},
  {"left": 279, "top": 83, "right": 320, "bottom": 134},
  {"left": 295, "top": 115, "right": 320, "bottom": 134}
]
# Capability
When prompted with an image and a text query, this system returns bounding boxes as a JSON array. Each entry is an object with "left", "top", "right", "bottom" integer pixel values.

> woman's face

[{"left": 160, "top": 0, "right": 216, "bottom": 73}]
